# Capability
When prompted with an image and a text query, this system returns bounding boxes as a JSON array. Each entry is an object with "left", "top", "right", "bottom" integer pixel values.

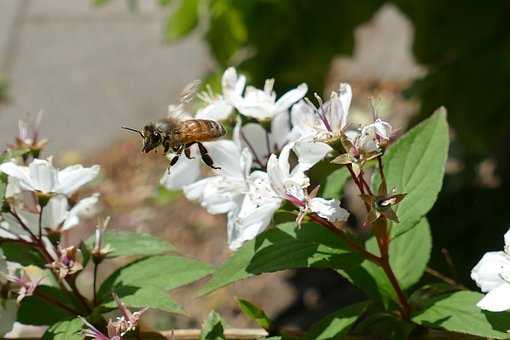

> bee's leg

[
  {"left": 163, "top": 139, "right": 170, "bottom": 153},
  {"left": 197, "top": 142, "right": 221, "bottom": 170},
  {"left": 184, "top": 142, "right": 195, "bottom": 160},
  {"left": 167, "top": 145, "right": 184, "bottom": 173}
]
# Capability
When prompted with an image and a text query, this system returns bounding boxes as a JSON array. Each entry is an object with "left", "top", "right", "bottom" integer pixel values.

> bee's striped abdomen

[{"left": 178, "top": 119, "right": 226, "bottom": 144}]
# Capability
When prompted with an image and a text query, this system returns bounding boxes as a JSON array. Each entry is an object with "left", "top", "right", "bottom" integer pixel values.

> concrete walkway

[{"left": 0, "top": 0, "right": 210, "bottom": 155}]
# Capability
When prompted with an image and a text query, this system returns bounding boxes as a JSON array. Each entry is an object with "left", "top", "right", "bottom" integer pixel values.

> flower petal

[
  {"left": 271, "top": 111, "right": 291, "bottom": 149},
  {"left": 0, "top": 163, "right": 32, "bottom": 191},
  {"left": 471, "top": 251, "right": 510, "bottom": 292},
  {"left": 63, "top": 193, "right": 100, "bottom": 230},
  {"left": 160, "top": 157, "right": 200, "bottom": 190},
  {"left": 477, "top": 283, "right": 510, "bottom": 312},
  {"left": 195, "top": 100, "right": 233, "bottom": 121},
  {"left": 207, "top": 140, "right": 250, "bottom": 179},
  {"left": 227, "top": 196, "right": 280, "bottom": 251},
  {"left": 241, "top": 123, "right": 269, "bottom": 161},
  {"left": 28, "top": 159, "right": 58, "bottom": 193},
  {"left": 42, "top": 196, "right": 69, "bottom": 230},
  {"left": 293, "top": 141, "right": 333, "bottom": 172},
  {"left": 290, "top": 101, "right": 320, "bottom": 141},
  {"left": 275, "top": 83, "right": 308, "bottom": 113},
  {"left": 56, "top": 164, "right": 100, "bottom": 195},
  {"left": 309, "top": 198, "right": 349, "bottom": 222}
]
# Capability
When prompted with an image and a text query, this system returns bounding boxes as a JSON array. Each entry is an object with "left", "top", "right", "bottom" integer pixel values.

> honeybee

[{"left": 122, "top": 80, "right": 226, "bottom": 170}]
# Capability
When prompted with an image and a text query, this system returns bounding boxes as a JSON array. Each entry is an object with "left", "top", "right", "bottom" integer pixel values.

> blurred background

[{"left": 1, "top": 0, "right": 509, "bottom": 334}]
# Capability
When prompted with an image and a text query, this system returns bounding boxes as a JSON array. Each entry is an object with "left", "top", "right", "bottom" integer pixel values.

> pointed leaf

[
  {"left": 372, "top": 107, "right": 449, "bottom": 237},
  {"left": 237, "top": 298, "right": 272, "bottom": 330},
  {"left": 98, "top": 255, "right": 212, "bottom": 303},
  {"left": 321, "top": 167, "right": 350, "bottom": 199},
  {"left": 305, "top": 302, "right": 368, "bottom": 340},
  {"left": 101, "top": 286, "right": 183, "bottom": 314},
  {"left": 200, "top": 311, "right": 225, "bottom": 340},
  {"left": 42, "top": 318, "right": 82, "bottom": 340},
  {"left": 199, "top": 222, "right": 361, "bottom": 296},
  {"left": 85, "top": 230, "right": 175, "bottom": 259},
  {"left": 17, "top": 286, "right": 78, "bottom": 325},
  {"left": 412, "top": 291, "right": 510, "bottom": 339}
]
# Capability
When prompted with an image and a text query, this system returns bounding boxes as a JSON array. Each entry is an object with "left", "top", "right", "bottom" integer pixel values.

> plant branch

[
  {"left": 93, "top": 261, "right": 99, "bottom": 306},
  {"left": 380, "top": 257, "right": 411, "bottom": 319},
  {"left": 425, "top": 266, "right": 468, "bottom": 290},
  {"left": 308, "top": 213, "right": 381, "bottom": 264},
  {"left": 377, "top": 155, "right": 386, "bottom": 185},
  {"left": 38, "top": 205, "right": 43, "bottom": 239}
]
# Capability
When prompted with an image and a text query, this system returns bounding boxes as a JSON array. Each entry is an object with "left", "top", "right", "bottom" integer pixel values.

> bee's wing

[
  {"left": 179, "top": 79, "right": 201, "bottom": 105},
  {"left": 167, "top": 79, "right": 201, "bottom": 120}
]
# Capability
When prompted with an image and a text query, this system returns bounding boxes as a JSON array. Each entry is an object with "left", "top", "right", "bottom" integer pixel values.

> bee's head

[
  {"left": 141, "top": 124, "right": 163, "bottom": 153},
  {"left": 121, "top": 124, "right": 162, "bottom": 153}
]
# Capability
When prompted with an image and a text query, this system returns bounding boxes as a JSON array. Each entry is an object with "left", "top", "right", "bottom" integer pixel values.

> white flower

[
  {"left": 471, "top": 228, "right": 510, "bottom": 312},
  {"left": 226, "top": 171, "right": 281, "bottom": 250},
  {"left": 347, "top": 118, "right": 393, "bottom": 154},
  {"left": 267, "top": 144, "right": 349, "bottom": 226},
  {"left": 0, "top": 159, "right": 99, "bottom": 196},
  {"left": 183, "top": 139, "right": 282, "bottom": 250},
  {"left": 308, "top": 197, "right": 349, "bottom": 223},
  {"left": 237, "top": 112, "right": 292, "bottom": 165},
  {"left": 196, "top": 67, "right": 246, "bottom": 121},
  {"left": 183, "top": 140, "right": 250, "bottom": 215},
  {"left": 1, "top": 194, "right": 99, "bottom": 238},
  {"left": 290, "top": 83, "right": 352, "bottom": 143},
  {"left": 237, "top": 78, "right": 307, "bottom": 121},
  {"left": 288, "top": 83, "right": 352, "bottom": 165},
  {"left": 160, "top": 147, "right": 201, "bottom": 190}
]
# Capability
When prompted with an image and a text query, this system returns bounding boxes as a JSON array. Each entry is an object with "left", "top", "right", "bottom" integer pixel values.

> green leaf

[
  {"left": 339, "top": 218, "right": 431, "bottom": 306},
  {"left": 101, "top": 285, "right": 183, "bottom": 314},
  {"left": 372, "top": 107, "right": 449, "bottom": 237},
  {"left": 42, "top": 318, "right": 82, "bottom": 340},
  {"left": 321, "top": 167, "right": 350, "bottom": 199},
  {"left": 85, "top": 230, "right": 175, "bottom": 259},
  {"left": 165, "top": 0, "right": 200, "bottom": 43},
  {"left": 206, "top": 2, "right": 247, "bottom": 65},
  {"left": 98, "top": 255, "right": 212, "bottom": 303},
  {"left": 1, "top": 241, "right": 46, "bottom": 267},
  {"left": 412, "top": 290, "right": 510, "bottom": 339},
  {"left": 236, "top": 298, "right": 271, "bottom": 330},
  {"left": 200, "top": 222, "right": 360, "bottom": 296},
  {"left": 305, "top": 301, "right": 368, "bottom": 339},
  {"left": 200, "top": 311, "right": 225, "bottom": 340},
  {"left": 17, "top": 286, "right": 78, "bottom": 325}
]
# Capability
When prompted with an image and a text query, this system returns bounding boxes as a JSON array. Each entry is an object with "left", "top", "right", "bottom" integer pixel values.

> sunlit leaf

[
  {"left": 412, "top": 291, "right": 510, "bottom": 339},
  {"left": 85, "top": 230, "right": 175, "bottom": 259},
  {"left": 372, "top": 107, "right": 449, "bottom": 237},
  {"left": 200, "top": 222, "right": 360, "bottom": 296}
]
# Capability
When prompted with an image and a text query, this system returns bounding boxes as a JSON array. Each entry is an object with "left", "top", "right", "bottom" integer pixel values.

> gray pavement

[{"left": 0, "top": 0, "right": 211, "bottom": 156}]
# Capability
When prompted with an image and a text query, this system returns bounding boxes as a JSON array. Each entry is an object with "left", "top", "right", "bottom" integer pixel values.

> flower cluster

[{"left": 160, "top": 67, "right": 394, "bottom": 250}]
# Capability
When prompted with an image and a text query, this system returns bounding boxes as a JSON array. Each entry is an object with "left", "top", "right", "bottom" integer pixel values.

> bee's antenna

[{"left": 121, "top": 126, "right": 144, "bottom": 139}]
